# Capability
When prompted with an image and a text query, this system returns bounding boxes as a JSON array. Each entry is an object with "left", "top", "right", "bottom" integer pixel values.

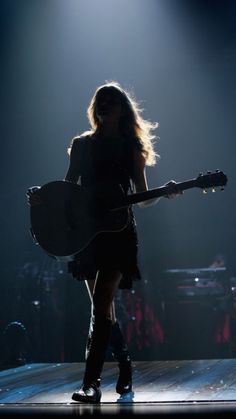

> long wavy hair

[{"left": 70, "top": 81, "right": 159, "bottom": 166}]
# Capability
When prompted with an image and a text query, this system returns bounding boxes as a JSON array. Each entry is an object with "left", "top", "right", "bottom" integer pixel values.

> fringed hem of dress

[
  {"left": 68, "top": 260, "right": 141, "bottom": 290},
  {"left": 67, "top": 222, "right": 141, "bottom": 290}
]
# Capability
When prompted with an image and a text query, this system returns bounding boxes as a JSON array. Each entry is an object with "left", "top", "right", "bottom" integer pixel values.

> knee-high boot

[
  {"left": 72, "top": 314, "right": 112, "bottom": 403},
  {"left": 109, "top": 321, "right": 132, "bottom": 394}
]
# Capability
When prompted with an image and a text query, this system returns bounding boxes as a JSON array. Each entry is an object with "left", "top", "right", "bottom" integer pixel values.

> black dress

[{"left": 67, "top": 134, "right": 141, "bottom": 289}]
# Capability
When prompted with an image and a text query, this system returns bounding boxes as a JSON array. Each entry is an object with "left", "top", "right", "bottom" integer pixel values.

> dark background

[{"left": 0, "top": 0, "right": 235, "bottom": 364}]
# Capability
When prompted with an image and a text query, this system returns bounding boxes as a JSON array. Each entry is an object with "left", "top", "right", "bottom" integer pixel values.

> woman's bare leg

[
  {"left": 92, "top": 269, "right": 121, "bottom": 317},
  {"left": 85, "top": 277, "right": 117, "bottom": 324}
]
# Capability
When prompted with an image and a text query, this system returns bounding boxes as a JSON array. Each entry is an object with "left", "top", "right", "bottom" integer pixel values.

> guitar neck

[
  {"left": 124, "top": 179, "right": 196, "bottom": 207},
  {"left": 110, "top": 169, "right": 227, "bottom": 210}
]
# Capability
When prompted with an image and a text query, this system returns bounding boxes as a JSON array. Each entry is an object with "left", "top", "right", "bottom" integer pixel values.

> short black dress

[{"left": 67, "top": 134, "right": 141, "bottom": 289}]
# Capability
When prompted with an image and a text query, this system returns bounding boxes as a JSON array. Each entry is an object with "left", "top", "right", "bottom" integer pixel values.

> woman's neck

[{"left": 98, "top": 123, "right": 121, "bottom": 139}]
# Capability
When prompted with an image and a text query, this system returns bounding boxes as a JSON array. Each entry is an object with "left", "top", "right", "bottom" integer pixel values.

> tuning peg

[
  {"left": 212, "top": 187, "right": 216, "bottom": 193},
  {"left": 207, "top": 171, "right": 211, "bottom": 174},
  {"left": 221, "top": 186, "right": 225, "bottom": 191},
  {"left": 203, "top": 188, "right": 208, "bottom": 194}
]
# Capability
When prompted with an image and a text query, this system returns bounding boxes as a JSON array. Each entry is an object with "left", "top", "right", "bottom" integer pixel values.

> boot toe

[{"left": 72, "top": 384, "right": 101, "bottom": 403}]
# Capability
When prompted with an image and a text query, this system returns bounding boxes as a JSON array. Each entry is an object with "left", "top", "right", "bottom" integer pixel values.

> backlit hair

[{"left": 69, "top": 81, "right": 159, "bottom": 166}]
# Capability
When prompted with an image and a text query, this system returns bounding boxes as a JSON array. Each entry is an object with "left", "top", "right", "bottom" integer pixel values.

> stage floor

[{"left": 0, "top": 359, "right": 236, "bottom": 417}]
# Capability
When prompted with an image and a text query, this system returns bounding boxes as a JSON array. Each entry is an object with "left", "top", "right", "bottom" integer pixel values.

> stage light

[{"left": 1, "top": 321, "right": 31, "bottom": 368}]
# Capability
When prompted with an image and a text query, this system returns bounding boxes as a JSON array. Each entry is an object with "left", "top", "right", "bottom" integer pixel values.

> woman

[{"left": 28, "top": 81, "right": 179, "bottom": 403}]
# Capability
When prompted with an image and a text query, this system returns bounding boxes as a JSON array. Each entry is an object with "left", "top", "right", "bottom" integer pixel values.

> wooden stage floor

[{"left": 0, "top": 359, "right": 236, "bottom": 417}]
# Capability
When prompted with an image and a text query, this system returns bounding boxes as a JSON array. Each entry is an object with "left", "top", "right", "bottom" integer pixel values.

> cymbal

[{"left": 165, "top": 267, "right": 226, "bottom": 274}]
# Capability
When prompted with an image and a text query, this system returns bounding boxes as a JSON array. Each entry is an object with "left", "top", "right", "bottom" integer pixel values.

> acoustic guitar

[{"left": 29, "top": 170, "right": 227, "bottom": 261}]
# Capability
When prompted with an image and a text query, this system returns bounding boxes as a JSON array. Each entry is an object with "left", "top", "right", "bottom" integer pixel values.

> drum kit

[{"left": 163, "top": 266, "right": 229, "bottom": 300}]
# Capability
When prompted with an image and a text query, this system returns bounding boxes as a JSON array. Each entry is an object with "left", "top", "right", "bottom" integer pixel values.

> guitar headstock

[{"left": 195, "top": 170, "right": 228, "bottom": 193}]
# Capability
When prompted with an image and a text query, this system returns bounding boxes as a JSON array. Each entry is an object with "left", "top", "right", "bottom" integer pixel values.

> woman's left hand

[{"left": 164, "top": 180, "right": 183, "bottom": 199}]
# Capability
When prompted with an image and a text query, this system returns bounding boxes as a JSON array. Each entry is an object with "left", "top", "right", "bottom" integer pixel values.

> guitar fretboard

[{"left": 113, "top": 179, "right": 196, "bottom": 209}]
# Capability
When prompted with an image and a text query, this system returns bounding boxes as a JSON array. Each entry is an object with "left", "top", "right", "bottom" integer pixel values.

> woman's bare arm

[
  {"left": 131, "top": 149, "right": 182, "bottom": 207},
  {"left": 131, "top": 149, "right": 161, "bottom": 207},
  {"left": 64, "top": 139, "right": 81, "bottom": 183}
]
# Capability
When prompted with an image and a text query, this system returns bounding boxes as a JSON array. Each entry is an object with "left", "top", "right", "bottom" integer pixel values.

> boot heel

[
  {"left": 116, "top": 358, "right": 132, "bottom": 394},
  {"left": 109, "top": 322, "right": 133, "bottom": 395}
]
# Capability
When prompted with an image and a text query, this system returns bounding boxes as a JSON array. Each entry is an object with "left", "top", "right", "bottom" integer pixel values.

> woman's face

[{"left": 95, "top": 88, "right": 124, "bottom": 123}]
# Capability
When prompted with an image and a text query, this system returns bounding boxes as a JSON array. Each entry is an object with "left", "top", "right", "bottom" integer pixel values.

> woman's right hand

[{"left": 26, "top": 186, "right": 42, "bottom": 206}]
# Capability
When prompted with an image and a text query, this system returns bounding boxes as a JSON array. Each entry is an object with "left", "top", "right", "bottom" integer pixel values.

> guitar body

[{"left": 30, "top": 181, "right": 129, "bottom": 260}]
